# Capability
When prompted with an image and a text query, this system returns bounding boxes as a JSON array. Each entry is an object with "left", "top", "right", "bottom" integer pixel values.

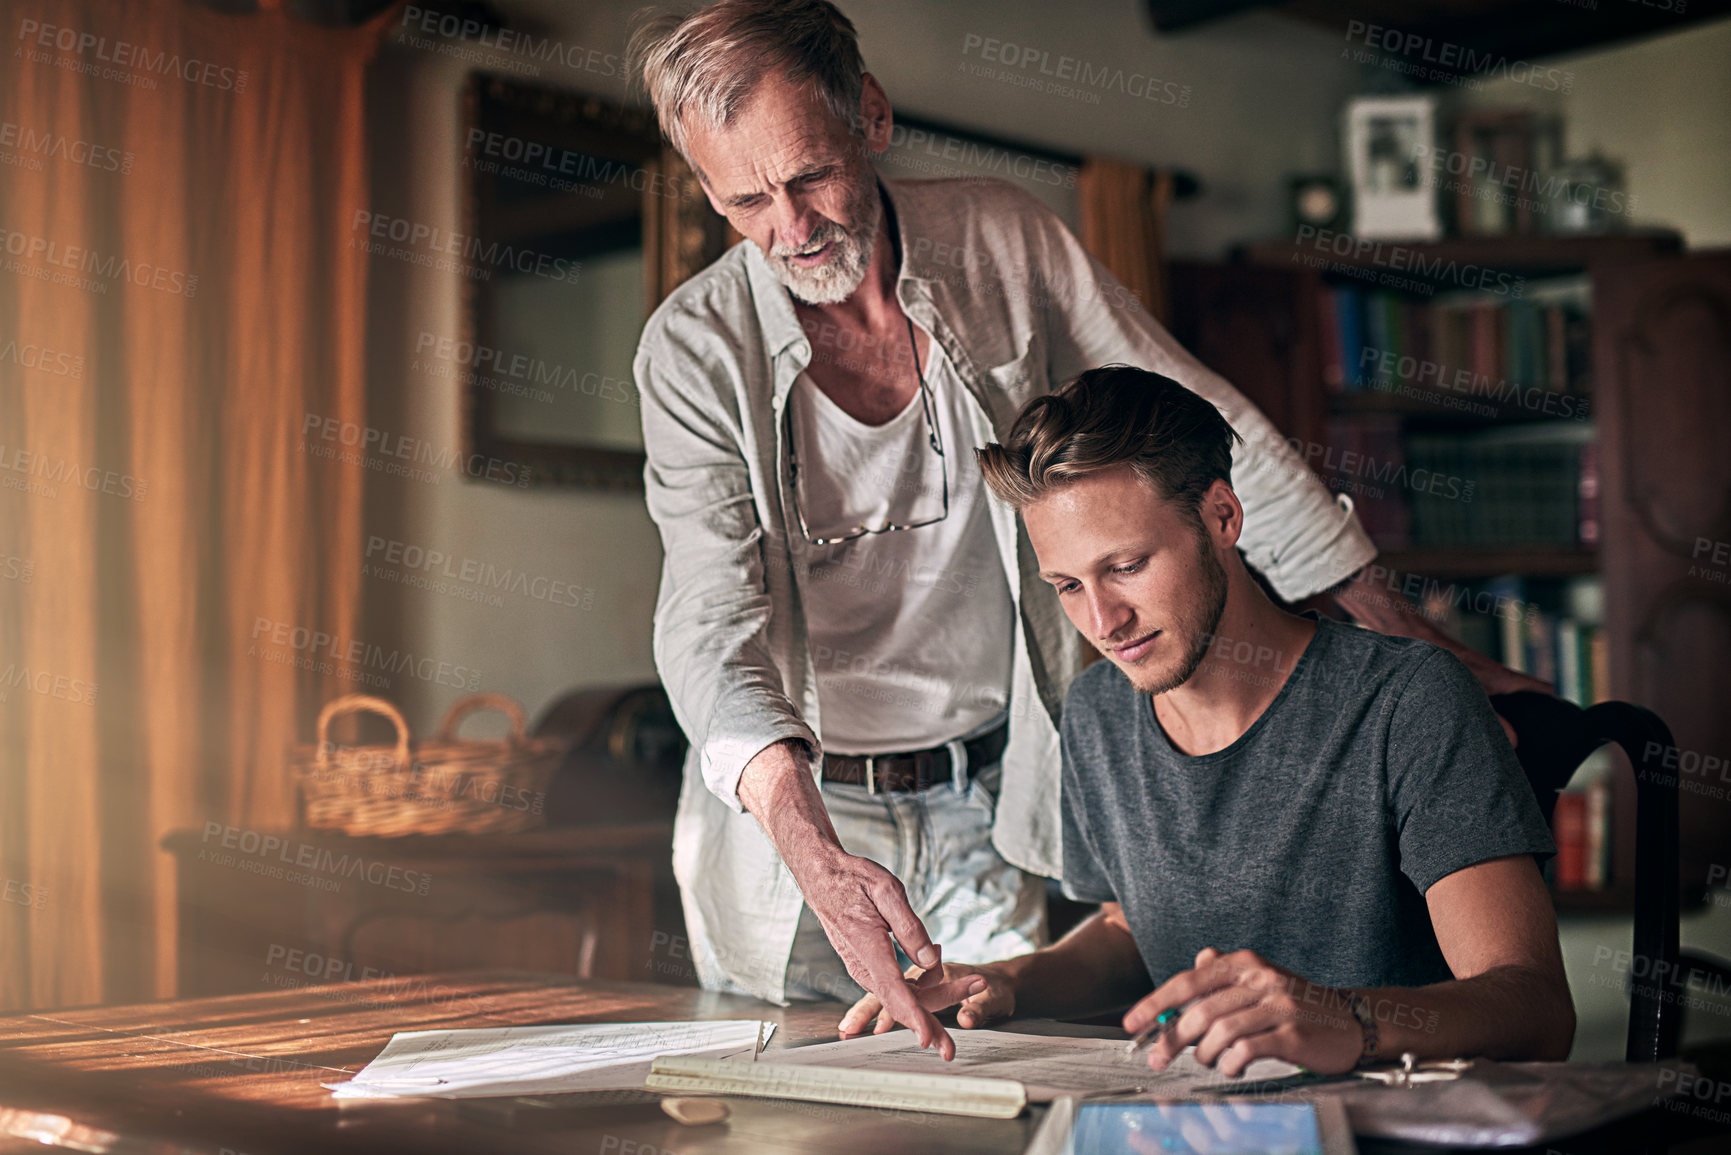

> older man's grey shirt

[
  {"left": 1059, "top": 617, "right": 1555, "bottom": 990},
  {"left": 636, "top": 176, "right": 1378, "bottom": 1002}
]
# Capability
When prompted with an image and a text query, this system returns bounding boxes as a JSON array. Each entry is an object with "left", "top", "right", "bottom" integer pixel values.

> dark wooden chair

[
  {"left": 1490, "top": 691, "right": 1687, "bottom": 1062},
  {"left": 532, "top": 685, "right": 695, "bottom": 984},
  {"left": 532, "top": 685, "right": 687, "bottom": 827}
]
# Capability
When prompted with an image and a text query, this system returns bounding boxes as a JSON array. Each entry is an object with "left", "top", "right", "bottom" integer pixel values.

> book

[
  {"left": 1486, "top": 576, "right": 1528, "bottom": 673},
  {"left": 1555, "top": 792, "right": 1588, "bottom": 890},
  {"left": 1438, "top": 575, "right": 1608, "bottom": 709},
  {"left": 1558, "top": 621, "right": 1582, "bottom": 706},
  {"left": 1508, "top": 300, "right": 1545, "bottom": 386},
  {"left": 1579, "top": 441, "right": 1600, "bottom": 547},
  {"left": 1526, "top": 610, "right": 1558, "bottom": 686},
  {"left": 1406, "top": 423, "right": 1589, "bottom": 548},
  {"left": 1384, "top": 294, "right": 1404, "bottom": 370},
  {"left": 1473, "top": 303, "right": 1498, "bottom": 387},
  {"left": 1566, "top": 308, "right": 1593, "bottom": 395},
  {"left": 1319, "top": 289, "right": 1346, "bottom": 391},
  {"left": 1590, "top": 630, "right": 1610, "bottom": 703},
  {"left": 1363, "top": 292, "right": 1390, "bottom": 386},
  {"left": 1336, "top": 287, "right": 1364, "bottom": 389},
  {"left": 1546, "top": 305, "right": 1569, "bottom": 395},
  {"left": 1327, "top": 277, "right": 1594, "bottom": 411},
  {"left": 1585, "top": 780, "right": 1610, "bottom": 890},
  {"left": 1430, "top": 304, "right": 1459, "bottom": 386}
]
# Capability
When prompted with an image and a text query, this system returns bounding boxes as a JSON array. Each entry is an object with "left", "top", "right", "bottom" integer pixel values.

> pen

[{"left": 1124, "top": 1007, "right": 1181, "bottom": 1055}]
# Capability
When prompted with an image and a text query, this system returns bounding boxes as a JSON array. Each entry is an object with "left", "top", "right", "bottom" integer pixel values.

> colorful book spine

[
  {"left": 1566, "top": 307, "right": 1593, "bottom": 395},
  {"left": 1590, "top": 630, "right": 1610, "bottom": 703},
  {"left": 1472, "top": 303, "right": 1499, "bottom": 386},
  {"left": 1383, "top": 295, "right": 1404, "bottom": 370},
  {"left": 1489, "top": 577, "right": 1527, "bottom": 674},
  {"left": 1363, "top": 293, "right": 1390, "bottom": 386},
  {"left": 1558, "top": 621, "right": 1582, "bottom": 706},
  {"left": 1585, "top": 781, "right": 1609, "bottom": 890},
  {"left": 1579, "top": 441, "right": 1600, "bottom": 547},
  {"left": 1336, "top": 287, "right": 1364, "bottom": 389},
  {"left": 1546, "top": 305, "right": 1569, "bottom": 394},
  {"left": 1555, "top": 792, "right": 1588, "bottom": 889},
  {"left": 1319, "top": 289, "right": 1345, "bottom": 391},
  {"left": 1316, "top": 278, "right": 1591, "bottom": 404},
  {"left": 1525, "top": 611, "right": 1557, "bottom": 686}
]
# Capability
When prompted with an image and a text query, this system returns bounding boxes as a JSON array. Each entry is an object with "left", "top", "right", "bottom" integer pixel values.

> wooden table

[
  {"left": 0, "top": 973, "right": 1726, "bottom": 1155},
  {"left": 0, "top": 972, "right": 1036, "bottom": 1155}
]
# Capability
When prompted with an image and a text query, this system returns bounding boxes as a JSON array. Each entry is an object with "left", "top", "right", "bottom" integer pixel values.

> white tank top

[{"left": 791, "top": 344, "right": 1015, "bottom": 754}]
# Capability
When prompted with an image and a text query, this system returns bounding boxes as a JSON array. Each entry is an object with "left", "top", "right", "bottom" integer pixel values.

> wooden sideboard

[{"left": 161, "top": 824, "right": 672, "bottom": 999}]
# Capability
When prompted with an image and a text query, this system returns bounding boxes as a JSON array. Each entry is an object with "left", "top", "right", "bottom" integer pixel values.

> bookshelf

[
  {"left": 1376, "top": 548, "right": 1597, "bottom": 580},
  {"left": 1328, "top": 391, "right": 1580, "bottom": 425},
  {"left": 1170, "top": 233, "right": 1731, "bottom": 917},
  {"left": 1242, "top": 231, "right": 1682, "bottom": 278}
]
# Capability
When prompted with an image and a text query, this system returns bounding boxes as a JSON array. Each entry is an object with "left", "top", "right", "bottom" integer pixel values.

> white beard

[{"left": 769, "top": 178, "right": 881, "bottom": 305}]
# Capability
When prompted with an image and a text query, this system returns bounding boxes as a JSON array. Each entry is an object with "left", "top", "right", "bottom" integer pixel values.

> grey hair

[{"left": 628, "top": 0, "right": 866, "bottom": 164}]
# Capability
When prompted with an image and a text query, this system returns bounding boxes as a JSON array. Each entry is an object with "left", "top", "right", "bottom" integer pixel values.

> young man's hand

[
  {"left": 837, "top": 960, "right": 1011, "bottom": 1039},
  {"left": 1127, "top": 947, "right": 1362, "bottom": 1077}
]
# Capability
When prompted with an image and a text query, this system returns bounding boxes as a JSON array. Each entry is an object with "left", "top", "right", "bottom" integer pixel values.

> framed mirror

[{"left": 461, "top": 73, "right": 729, "bottom": 489}]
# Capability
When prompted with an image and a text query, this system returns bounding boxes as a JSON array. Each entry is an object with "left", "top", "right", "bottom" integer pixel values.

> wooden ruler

[{"left": 645, "top": 1056, "right": 1028, "bottom": 1119}]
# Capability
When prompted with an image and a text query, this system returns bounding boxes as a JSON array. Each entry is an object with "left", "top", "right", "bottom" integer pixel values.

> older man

[{"left": 628, "top": 0, "right": 1535, "bottom": 1057}]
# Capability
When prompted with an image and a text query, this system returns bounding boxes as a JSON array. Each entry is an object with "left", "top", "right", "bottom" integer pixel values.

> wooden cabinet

[
  {"left": 1594, "top": 252, "right": 1731, "bottom": 888},
  {"left": 162, "top": 824, "right": 670, "bottom": 998},
  {"left": 1169, "top": 261, "right": 1328, "bottom": 455}
]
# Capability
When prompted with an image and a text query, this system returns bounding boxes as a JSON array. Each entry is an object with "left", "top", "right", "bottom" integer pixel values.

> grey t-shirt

[{"left": 1060, "top": 615, "right": 1554, "bottom": 991}]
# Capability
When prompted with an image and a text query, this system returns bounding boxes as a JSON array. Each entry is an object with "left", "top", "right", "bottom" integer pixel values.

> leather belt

[{"left": 820, "top": 722, "right": 1009, "bottom": 794}]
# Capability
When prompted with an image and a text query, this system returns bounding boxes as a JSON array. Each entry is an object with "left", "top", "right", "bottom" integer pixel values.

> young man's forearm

[
  {"left": 997, "top": 908, "right": 1151, "bottom": 1020},
  {"left": 1324, "top": 964, "right": 1575, "bottom": 1062}
]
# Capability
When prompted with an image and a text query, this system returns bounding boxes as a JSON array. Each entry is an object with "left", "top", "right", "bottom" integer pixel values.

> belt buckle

[{"left": 864, "top": 754, "right": 878, "bottom": 796}]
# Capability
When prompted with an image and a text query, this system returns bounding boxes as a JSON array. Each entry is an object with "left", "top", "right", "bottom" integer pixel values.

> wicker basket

[{"left": 294, "top": 693, "right": 564, "bottom": 837}]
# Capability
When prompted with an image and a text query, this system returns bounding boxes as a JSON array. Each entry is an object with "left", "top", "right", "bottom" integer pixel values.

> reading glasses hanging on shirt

[{"left": 787, "top": 317, "right": 950, "bottom": 547}]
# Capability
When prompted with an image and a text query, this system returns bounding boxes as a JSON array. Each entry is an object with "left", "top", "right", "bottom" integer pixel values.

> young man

[{"left": 839, "top": 367, "right": 1575, "bottom": 1073}]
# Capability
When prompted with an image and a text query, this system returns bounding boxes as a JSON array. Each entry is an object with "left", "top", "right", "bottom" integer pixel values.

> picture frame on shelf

[
  {"left": 1343, "top": 94, "right": 1442, "bottom": 241},
  {"left": 1451, "top": 109, "right": 1563, "bottom": 236}
]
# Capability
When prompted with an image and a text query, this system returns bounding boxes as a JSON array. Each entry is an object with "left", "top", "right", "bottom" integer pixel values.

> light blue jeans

[{"left": 778, "top": 758, "right": 1048, "bottom": 1003}]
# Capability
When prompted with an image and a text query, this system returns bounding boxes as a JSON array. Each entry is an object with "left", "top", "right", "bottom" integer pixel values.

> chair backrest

[
  {"left": 1489, "top": 692, "right": 1605, "bottom": 827},
  {"left": 1489, "top": 691, "right": 1681, "bottom": 1063},
  {"left": 532, "top": 685, "right": 688, "bottom": 826}
]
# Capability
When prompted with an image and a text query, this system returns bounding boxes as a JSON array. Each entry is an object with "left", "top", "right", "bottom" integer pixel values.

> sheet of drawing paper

[
  {"left": 766, "top": 1029, "right": 1300, "bottom": 1102},
  {"left": 328, "top": 1020, "right": 776, "bottom": 1099}
]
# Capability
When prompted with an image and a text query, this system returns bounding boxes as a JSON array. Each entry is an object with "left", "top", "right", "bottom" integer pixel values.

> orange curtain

[
  {"left": 0, "top": 0, "right": 383, "bottom": 1009},
  {"left": 1077, "top": 156, "right": 1175, "bottom": 327}
]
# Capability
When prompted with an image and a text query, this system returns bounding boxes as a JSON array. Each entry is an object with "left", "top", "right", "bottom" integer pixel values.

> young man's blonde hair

[
  {"left": 976, "top": 365, "right": 1243, "bottom": 517},
  {"left": 629, "top": 0, "right": 866, "bottom": 165}
]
